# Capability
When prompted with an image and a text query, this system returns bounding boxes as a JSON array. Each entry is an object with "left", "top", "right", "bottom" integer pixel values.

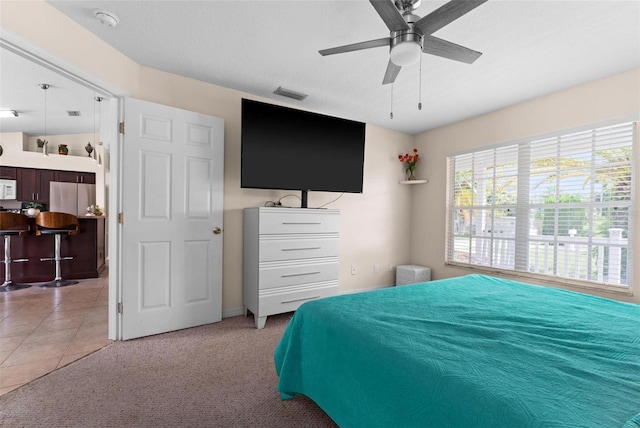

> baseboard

[
  {"left": 339, "top": 284, "right": 394, "bottom": 294},
  {"left": 223, "top": 307, "right": 245, "bottom": 318},
  {"left": 223, "top": 285, "right": 394, "bottom": 318}
]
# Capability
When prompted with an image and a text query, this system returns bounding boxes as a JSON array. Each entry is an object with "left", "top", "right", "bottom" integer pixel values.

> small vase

[
  {"left": 85, "top": 142, "right": 94, "bottom": 157},
  {"left": 58, "top": 144, "right": 69, "bottom": 155},
  {"left": 407, "top": 170, "right": 415, "bottom": 181}
]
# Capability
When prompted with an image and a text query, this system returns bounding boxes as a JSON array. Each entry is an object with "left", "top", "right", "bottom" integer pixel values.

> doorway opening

[{"left": 0, "top": 36, "right": 121, "bottom": 394}]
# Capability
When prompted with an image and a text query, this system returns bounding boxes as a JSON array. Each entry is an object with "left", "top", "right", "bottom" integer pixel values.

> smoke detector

[{"left": 94, "top": 9, "right": 119, "bottom": 27}]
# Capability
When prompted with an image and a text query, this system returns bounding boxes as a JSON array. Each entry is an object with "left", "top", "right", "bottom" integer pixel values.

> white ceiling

[
  {"left": 2, "top": 1, "right": 639, "bottom": 137},
  {"left": 0, "top": 46, "right": 105, "bottom": 136}
]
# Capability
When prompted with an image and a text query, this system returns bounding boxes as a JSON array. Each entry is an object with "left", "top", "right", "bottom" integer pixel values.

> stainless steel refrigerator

[{"left": 49, "top": 182, "right": 96, "bottom": 216}]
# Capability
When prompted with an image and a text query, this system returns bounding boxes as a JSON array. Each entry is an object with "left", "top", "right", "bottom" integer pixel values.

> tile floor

[{"left": 0, "top": 270, "right": 111, "bottom": 396}]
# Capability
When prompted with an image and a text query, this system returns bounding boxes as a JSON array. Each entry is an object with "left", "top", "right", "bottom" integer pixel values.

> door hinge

[
  {"left": 118, "top": 213, "right": 123, "bottom": 224},
  {"left": 119, "top": 122, "right": 125, "bottom": 134},
  {"left": 117, "top": 302, "right": 123, "bottom": 314}
]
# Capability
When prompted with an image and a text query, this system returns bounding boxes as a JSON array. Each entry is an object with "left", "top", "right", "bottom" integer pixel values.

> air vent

[
  {"left": 67, "top": 111, "right": 81, "bottom": 117},
  {"left": 274, "top": 87, "right": 307, "bottom": 101}
]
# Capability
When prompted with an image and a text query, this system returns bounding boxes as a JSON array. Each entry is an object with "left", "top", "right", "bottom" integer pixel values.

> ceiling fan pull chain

[
  {"left": 418, "top": 54, "right": 423, "bottom": 111},
  {"left": 390, "top": 83, "right": 394, "bottom": 119}
]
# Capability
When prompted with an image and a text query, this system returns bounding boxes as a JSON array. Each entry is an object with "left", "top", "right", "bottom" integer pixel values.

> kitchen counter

[
  {"left": 0, "top": 216, "right": 105, "bottom": 284},
  {"left": 19, "top": 215, "right": 105, "bottom": 219},
  {"left": 6, "top": 212, "right": 105, "bottom": 219}
]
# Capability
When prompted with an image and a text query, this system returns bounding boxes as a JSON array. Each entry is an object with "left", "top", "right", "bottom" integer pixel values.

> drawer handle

[
  {"left": 281, "top": 296, "right": 321, "bottom": 304},
  {"left": 281, "top": 222, "right": 322, "bottom": 225},
  {"left": 282, "top": 247, "right": 321, "bottom": 251},
  {"left": 281, "top": 271, "right": 320, "bottom": 278}
]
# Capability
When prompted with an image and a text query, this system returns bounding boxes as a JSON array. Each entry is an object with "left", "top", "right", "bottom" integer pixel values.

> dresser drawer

[
  {"left": 259, "top": 282, "right": 337, "bottom": 317},
  {"left": 244, "top": 207, "right": 340, "bottom": 328},
  {"left": 259, "top": 211, "right": 339, "bottom": 235},
  {"left": 259, "top": 261, "right": 339, "bottom": 290},
  {"left": 259, "top": 237, "right": 339, "bottom": 262}
]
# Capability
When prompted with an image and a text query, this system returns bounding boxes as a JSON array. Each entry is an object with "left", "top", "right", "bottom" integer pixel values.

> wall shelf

[{"left": 398, "top": 179, "right": 428, "bottom": 185}]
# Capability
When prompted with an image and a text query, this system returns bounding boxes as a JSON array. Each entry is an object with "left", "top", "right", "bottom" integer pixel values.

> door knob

[{"left": 213, "top": 227, "right": 222, "bottom": 235}]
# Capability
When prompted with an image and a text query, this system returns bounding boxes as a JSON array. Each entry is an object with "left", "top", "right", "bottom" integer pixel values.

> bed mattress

[{"left": 275, "top": 274, "right": 640, "bottom": 427}]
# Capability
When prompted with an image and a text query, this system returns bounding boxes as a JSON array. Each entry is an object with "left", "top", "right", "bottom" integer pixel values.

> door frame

[{"left": 1, "top": 32, "right": 127, "bottom": 340}]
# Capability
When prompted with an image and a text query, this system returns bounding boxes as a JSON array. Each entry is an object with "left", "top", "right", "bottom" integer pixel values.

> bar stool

[
  {"left": 0, "top": 212, "right": 31, "bottom": 292},
  {"left": 35, "top": 212, "right": 79, "bottom": 288}
]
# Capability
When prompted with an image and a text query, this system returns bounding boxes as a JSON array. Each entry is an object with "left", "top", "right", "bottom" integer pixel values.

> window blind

[{"left": 446, "top": 122, "right": 634, "bottom": 287}]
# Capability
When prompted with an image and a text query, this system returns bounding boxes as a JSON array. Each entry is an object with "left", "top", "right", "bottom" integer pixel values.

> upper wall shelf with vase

[{"left": 399, "top": 179, "right": 428, "bottom": 185}]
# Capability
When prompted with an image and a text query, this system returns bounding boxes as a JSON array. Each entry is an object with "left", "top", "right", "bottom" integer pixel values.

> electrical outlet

[
  {"left": 351, "top": 265, "right": 357, "bottom": 275},
  {"left": 374, "top": 264, "right": 379, "bottom": 274}
]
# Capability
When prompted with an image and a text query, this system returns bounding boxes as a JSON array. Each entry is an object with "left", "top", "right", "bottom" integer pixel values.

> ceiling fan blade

[
  {"left": 422, "top": 35, "right": 482, "bottom": 64},
  {"left": 319, "top": 37, "right": 390, "bottom": 56},
  {"left": 415, "top": 0, "right": 487, "bottom": 35},
  {"left": 370, "top": 0, "right": 410, "bottom": 31},
  {"left": 382, "top": 60, "right": 401, "bottom": 85}
]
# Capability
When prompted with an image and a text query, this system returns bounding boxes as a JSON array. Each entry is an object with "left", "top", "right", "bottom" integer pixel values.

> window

[{"left": 446, "top": 122, "right": 635, "bottom": 289}]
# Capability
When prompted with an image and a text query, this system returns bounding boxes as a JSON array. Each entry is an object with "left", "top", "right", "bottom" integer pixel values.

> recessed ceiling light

[
  {"left": 94, "top": 9, "right": 119, "bottom": 27},
  {"left": 0, "top": 110, "right": 18, "bottom": 118}
]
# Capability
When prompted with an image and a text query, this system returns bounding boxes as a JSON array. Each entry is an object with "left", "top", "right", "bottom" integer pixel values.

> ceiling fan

[{"left": 319, "top": 0, "right": 488, "bottom": 85}]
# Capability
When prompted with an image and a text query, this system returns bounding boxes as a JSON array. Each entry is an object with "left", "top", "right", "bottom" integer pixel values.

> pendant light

[
  {"left": 96, "top": 96, "right": 104, "bottom": 165},
  {"left": 88, "top": 95, "right": 103, "bottom": 161},
  {"left": 39, "top": 83, "right": 50, "bottom": 156}
]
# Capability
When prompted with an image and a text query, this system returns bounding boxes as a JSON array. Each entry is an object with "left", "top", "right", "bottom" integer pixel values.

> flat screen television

[{"left": 241, "top": 98, "right": 366, "bottom": 207}]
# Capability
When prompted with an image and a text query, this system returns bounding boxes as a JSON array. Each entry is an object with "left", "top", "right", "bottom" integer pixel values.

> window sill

[{"left": 444, "top": 262, "right": 633, "bottom": 297}]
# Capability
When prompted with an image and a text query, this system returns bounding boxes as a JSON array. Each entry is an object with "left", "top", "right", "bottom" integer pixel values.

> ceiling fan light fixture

[
  {"left": 390, "top": 41, "right": 422, "bottom": 67},
  {"left": 0, "top": 110, "right": 18, "bottom": 118}
]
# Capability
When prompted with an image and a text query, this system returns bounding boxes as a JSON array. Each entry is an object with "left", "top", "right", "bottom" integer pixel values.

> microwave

[{"left": 0, "top": 179, "right": 17, "bottom": 200}]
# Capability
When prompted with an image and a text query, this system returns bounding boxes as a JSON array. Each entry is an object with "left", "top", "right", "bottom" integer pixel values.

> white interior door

[{"left": 120, "top": 97, "right": 224, "bottom": 340}]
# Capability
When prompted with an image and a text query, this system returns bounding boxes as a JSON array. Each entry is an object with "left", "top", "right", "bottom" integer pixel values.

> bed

[{"left": 274, "top": 274, "right": 640, "bottom": 427}]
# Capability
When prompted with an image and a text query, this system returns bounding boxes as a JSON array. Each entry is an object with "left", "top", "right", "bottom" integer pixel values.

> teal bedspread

[{"left": 274, "top": 274, "right": 640, "bottom": 427}]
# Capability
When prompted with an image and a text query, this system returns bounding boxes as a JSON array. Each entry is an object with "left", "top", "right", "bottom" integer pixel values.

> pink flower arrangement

[{"left": 398, "top": 148, "right": 420, "bottom": 179}]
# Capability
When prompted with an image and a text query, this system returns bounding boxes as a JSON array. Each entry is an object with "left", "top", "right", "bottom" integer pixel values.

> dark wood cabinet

[
  {"left": 38, "top": 170, "right": 55, "bottom": 203},
  {"left": 55, "top": 170, "right": 95, "bottom": 184},
  {"left": 0, "top": 166, "right": 17, "bottom": 180},
  {"left": 16, "top": 168, "right": 35, "bottom": 201},
  {"left": 16, "top": 168, "right": 54, "bottom": 204},
  {"left": 2, "top": 165, "right": 103, "bottom": 282},
  {"left": 68, "top": 218, "right": 105, "bottom": 278},
  {"left": 0, "top": 217, "right": 106, "bottom": 283},
  {"left": 12, "top": 167, "right": 96, "bottom": 205}
]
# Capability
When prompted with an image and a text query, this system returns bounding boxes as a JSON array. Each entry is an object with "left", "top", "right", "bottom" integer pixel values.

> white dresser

[{"left": 243, "top": 207, "right": 339, "bottom": 329}]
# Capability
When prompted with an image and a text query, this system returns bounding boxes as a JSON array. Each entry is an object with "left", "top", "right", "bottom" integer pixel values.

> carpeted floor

[{"left": 0, "top": 313, "right": 337, "bottom": 427}]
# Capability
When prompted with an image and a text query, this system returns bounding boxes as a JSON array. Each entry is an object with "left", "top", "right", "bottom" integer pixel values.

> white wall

[
  {"left": 1, "top": 1, "right": 416, "bottom": 315},
  {"left": 136, "top": 65, "right": 416, "bottom": 310},
  {"left": 0, "top": 131, "right": 107, "bottom": 210},
  {"left": 3, "top": 1, "right": 637, "bottom": 310},
  {"left": 411, "top": 68, "right": 640, "bottom": 303}
]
